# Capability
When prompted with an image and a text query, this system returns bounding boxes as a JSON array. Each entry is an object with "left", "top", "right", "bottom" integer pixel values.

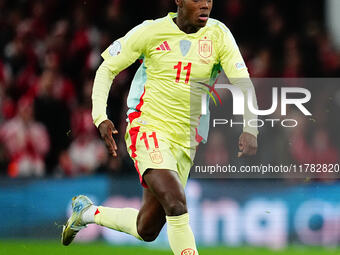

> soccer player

[{"left": 62, "top": 0, "right": 258, "bottom": 254}]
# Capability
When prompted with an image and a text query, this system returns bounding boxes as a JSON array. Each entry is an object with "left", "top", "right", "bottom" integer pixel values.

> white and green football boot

[{"left": 61, "top": 195, "right": 93, "bottom": 246}]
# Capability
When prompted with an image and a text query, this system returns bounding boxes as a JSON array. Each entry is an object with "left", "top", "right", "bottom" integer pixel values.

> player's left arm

[
  {"left": 92, "top": 21, "right": 151, "bottom": 156},
  {"left": 218, "top": 25, "right": 258, "bottom": 157}
]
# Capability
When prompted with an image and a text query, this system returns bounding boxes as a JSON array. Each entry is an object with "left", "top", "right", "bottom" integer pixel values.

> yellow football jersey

[{"left": 96, "top": 13, "right": 251, "bottom": 148}]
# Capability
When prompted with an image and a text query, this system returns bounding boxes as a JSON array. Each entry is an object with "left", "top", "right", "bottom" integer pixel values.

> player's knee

[
  {"left": 137, "top": 225, "right": 159, "bottom": 242},
  {"left": 165, "top": 199, "right": 187, "bottom": 216},
  {"left": 157, "top": 190, "right": 187, "bottom": 216}
]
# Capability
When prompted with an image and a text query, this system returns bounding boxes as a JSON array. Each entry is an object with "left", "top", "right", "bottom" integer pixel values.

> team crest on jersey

[
  {"left": 149, "top": 149, "right": 163, "bottom": 164},
  {"left": 198, "top": 38, "right": 212, "bottom": 58},
  {"left": 181, "top": 248, "right": 195, "bottom": 255}
]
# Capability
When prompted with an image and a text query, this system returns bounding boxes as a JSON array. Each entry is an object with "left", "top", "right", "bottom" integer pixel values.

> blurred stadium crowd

[{"left": 0, "top": 0, "right": 340, "bottom": 178}]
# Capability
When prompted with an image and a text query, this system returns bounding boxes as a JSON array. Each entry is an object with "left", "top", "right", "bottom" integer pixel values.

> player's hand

[
  {"left": 98, "top": 119, "right": 118, "bottom": 157},
  {"left": 238, "top": 132, "right": 257, "bottom": 157}
]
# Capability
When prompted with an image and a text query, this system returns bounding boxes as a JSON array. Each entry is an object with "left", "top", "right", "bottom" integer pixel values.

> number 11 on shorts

[{"left": 140, "top": 132, "right": 159, "bottom": 150}]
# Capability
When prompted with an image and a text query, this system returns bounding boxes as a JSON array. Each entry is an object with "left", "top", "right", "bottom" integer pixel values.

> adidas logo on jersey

[{"left": 156, "top": 41, "right": 171, "bottom": 51}]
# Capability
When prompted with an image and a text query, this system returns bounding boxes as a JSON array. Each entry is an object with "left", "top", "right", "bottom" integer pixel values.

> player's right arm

[{"left": 92, "top": 21, "right": 151, "bottom": 156}]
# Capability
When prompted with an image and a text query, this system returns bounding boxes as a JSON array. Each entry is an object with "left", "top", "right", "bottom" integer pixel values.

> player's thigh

[
  {"left": 137, "top": 187, "right": 166, "bottom": 240},
  {"left": 143, "top": 168, "right": 187, "bottom": 216}
]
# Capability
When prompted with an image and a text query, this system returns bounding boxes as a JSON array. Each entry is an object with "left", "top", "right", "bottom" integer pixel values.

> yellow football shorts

[{"left": 125, "top": 121, "right": 194, "bottom": 188}]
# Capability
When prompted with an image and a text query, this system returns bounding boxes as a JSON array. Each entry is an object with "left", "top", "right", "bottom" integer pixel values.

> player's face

[{"left": 178, "top": 0, "right": 213, "bottom": 28}]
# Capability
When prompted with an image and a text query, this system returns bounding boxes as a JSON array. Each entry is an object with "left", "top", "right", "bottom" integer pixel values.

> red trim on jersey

[
  {"left": 128, "top": 111, "right": 141, "bottom": 123},
  {"left": 163, "top": 41, "right": 171, "bottom": 51},
  {"left": 136, "top": 88, "right": 145, "bottom": 111},
  {"left": 127, "top": 87, "right": 145, "bottom": 123},
  {"left": 127, "top": 87, "right": 147, "bottom": 188},
  {"left": 129, "top": 126, "right": 147, "bottom": 188},
  {"left": 195, "top": 128, "right": 203, "bottom": 143},
  {"left": 129, "top": 126, "right": 140, "bottom": 160},
  {"left": 160, "top": 44, "right": 166, "bottom": 51},
  {"left": 94, "top": 208, "right": 100, "bottom": 215}
]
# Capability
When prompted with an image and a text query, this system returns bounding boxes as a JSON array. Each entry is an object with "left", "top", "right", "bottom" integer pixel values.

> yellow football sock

[
  {"left": 166, "top": 213, "right": 198, "bottom": 255},
  {"left": 94, "top": 206, "right": 142, "bottom": 240}
]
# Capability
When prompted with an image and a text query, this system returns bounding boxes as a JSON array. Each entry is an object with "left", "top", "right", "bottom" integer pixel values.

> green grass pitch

[{"left": 0, "top": 240, "right": 339, "bottom": 255}]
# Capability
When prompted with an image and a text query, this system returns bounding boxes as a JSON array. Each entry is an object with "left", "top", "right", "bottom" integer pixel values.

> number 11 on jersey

[{"left": 174, "top": 61, "right": 192, "bottom": 84}]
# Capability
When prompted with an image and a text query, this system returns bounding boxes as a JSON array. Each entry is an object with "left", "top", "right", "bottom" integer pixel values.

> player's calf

[
  {"left": 137, "top": 224, "right": 161, "bottom": 242},
  {"left": 143, "top": 169, "right": 198, "bottom": 254},
  {"left": 136, "top": 188, "right": 167, "bottom": 242}
]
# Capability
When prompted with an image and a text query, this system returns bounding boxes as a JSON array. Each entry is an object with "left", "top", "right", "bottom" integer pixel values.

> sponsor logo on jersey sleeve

[
  {"left": 108, "top": 40, "right": 121, "bottom": 56},
  {"left": 235, "top": 62, "right": 246, "bottom": 70}
]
